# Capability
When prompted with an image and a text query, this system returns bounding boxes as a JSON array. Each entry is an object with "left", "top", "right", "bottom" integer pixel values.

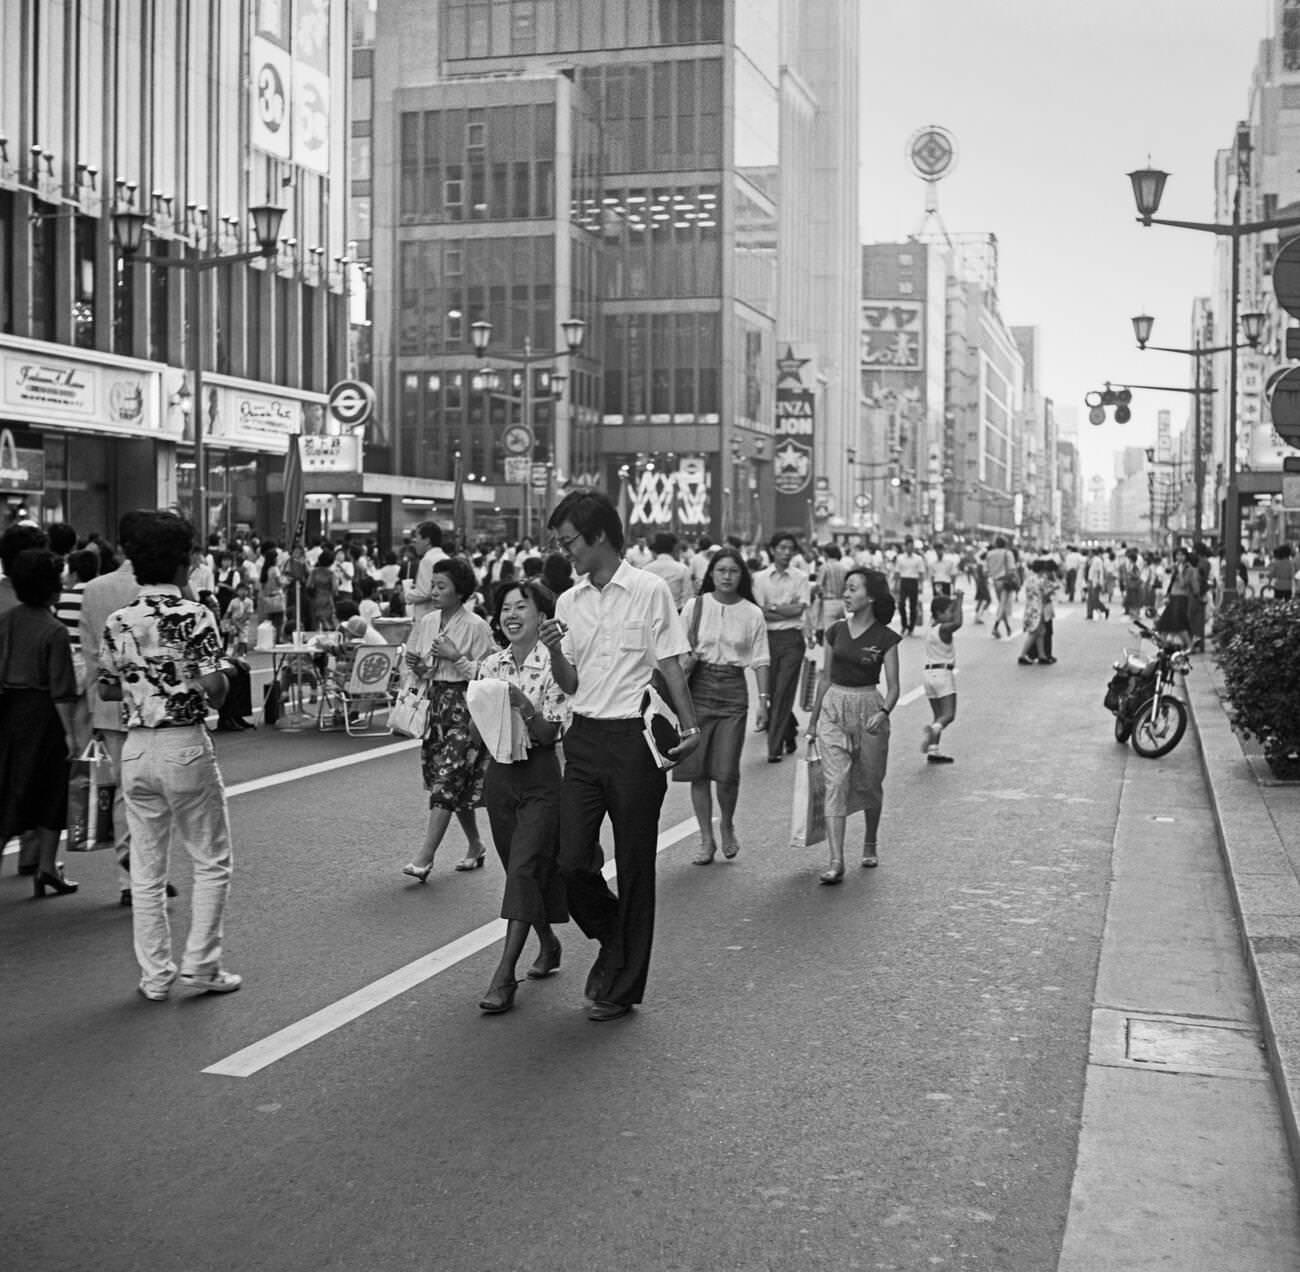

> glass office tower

[{"left": 373, "top": 0, "right": 858, "bottom": 541}]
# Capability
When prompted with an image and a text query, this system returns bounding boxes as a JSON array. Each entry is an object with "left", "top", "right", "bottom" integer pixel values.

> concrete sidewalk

[{"left": 1186, "top": 654, "right": 1300, "bottom": 1172}]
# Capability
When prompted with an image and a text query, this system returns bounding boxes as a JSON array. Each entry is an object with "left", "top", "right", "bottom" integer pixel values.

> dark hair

[
  {"left": 845, "top": 567, "right": 896, "bottom": 625},
  {"left": 260, "top": 540, "right": 279, "bottom": 586},
  {"left": 548, "top": 488, "right": 624, "bottom": 553},
  {"left": 67, "top": 548, "right": 100, "bottom": 584},
  {"left": 823, "top": 544, "right": 842, "bottom": 561},
  {"left": 929, "top": 594, "right": 956, "bottom": 621},
  {"left": 699, "top": 546, "right": 755, "bottom": 602},
  {"left": 118, "top": 509, "right": 151, "bottom": 555},
  {"left": 498, "top": 559, "right": 517, "bottom": 581},
  {"left": 651, "top": 531, "right": 678, "bottom": 555},
  {"left": 10, "top": 548, "right": 63, "bottom": 606},
  {"left": 493, "top": 578, "right": 556, "bottom": 629},
  {"left": 1277, "top": 544, "right": 1293, "bottom": 560},
  {"left": 521, "top": 555, "right": 544, "bottom": 578},
  {"left": 317, "top": 547, "right": 336, "bottom": 568},
  {"left": 46, "top": 521, "right": 77, "bottom": 556},
  {"left": 1, "top": 522, "right": 49, "bottom": 571},
  {"left": 433, "top": 555, "right": 478, "bottom": 601},
  {"left": 415, "top": 521, "right": 443, "bottom": 548},
  {"left": 541, "top": 551, "right": 573, "bottom": 594},
  {"left": 126, "top": 512, "right": 195, "bottom": 586},
  {"left": 769, "top": 531, "right": 799, "bottom": 553}
]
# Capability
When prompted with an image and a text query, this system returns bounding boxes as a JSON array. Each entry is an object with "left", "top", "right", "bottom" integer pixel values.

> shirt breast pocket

[{"left": 619, "top": 620, "right": 649, "bottom": 652}]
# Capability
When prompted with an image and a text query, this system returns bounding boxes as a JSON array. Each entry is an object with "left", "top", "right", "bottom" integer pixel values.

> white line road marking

[
  {"left": 223, "top": 738, "right": 419, "bottom": 799},
  {"left": 203, "top": 815, "right": 700, "bottom": 1078}
]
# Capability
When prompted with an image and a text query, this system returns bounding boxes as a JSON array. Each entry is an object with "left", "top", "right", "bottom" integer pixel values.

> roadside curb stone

[{"left": 1187, "top": 656, "right": 1300, "bottom": 1174}]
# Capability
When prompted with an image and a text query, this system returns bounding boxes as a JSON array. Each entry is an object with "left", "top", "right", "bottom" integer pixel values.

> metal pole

[
  {"left": 522, "top": 337, "right": 533, "bottom": 542},
  {"left": 1223, "top": 187, "right": 1242, "bottom": 604},
  {"left": 1193, "top": 339, "right": 1204, "bottom": 541},
  {"left": 189, "top": 245, "right": 206, "bottom": 539}
]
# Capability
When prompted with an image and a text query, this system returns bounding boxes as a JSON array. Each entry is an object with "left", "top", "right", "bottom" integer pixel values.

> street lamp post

[
  {"left": 111, "top": 203, "right": 284, "bottom": 537},
  {"left": 470, "top": 318, "right": 586, "bottom": 539},
  {"left": 1128, "top": 123, "right": 1300, "bottom": 601},
  {"left": 1130, "top": 311, "right": 1263, "bottom": 541}
]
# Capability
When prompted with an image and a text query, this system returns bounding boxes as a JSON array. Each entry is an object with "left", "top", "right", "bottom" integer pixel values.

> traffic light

[{"left": 1085, "top": 384, "right": 1133, "bottom": 426}]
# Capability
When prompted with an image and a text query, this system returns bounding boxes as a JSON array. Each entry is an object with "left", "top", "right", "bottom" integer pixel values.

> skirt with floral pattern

[{"left": 420, "top": 680, "right": 487, "bottom": 811}]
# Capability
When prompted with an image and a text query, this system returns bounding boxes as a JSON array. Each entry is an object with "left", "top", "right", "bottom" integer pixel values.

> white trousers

[{"left": 120, "top": 726, "right": 233, "bottom": 991}]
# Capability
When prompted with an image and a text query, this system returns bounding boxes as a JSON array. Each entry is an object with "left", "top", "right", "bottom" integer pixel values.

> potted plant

[{"left": 1214, "top": 597, "right": 1300, "bottom": 779}]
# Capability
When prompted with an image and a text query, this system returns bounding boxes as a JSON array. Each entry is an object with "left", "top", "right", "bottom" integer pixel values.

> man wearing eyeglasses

[{"left": 539, "top": 490, "right": 699, "bottom": 1022}]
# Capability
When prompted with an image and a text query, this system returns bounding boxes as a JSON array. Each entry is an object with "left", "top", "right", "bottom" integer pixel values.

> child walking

[{"left": 921, "top": 590, "right": 963, "bottom": 765}]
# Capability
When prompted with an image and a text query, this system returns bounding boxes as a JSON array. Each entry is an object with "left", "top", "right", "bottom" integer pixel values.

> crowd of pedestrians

[{"left": 2, "top": 501, "right": 1294, "bottom": 1019}]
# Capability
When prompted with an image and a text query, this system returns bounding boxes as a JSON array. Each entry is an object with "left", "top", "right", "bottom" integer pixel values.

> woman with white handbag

[{"left": 400, "top": 557, "right": 496, "bottom": 883}]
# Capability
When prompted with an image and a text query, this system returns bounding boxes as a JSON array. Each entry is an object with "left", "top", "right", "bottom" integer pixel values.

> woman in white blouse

[{"left": 673, "top": 548, "right": 770, "bottom": 864}]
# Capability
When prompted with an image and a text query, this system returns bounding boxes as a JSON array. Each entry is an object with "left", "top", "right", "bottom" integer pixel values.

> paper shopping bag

[
  {"left": 67, "top": 739, "right": 116, "bottom": 852},
  {"left": 789, "top": 743, "right": 827, "bottom": 849},
  {"left": 799, "top": 651, "right": 820, "bottom": 713}
]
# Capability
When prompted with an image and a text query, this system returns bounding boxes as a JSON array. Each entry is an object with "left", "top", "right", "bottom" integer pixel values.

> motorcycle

[{"left": 1103, "top": 619, "right": 1193, "bottom": 758}]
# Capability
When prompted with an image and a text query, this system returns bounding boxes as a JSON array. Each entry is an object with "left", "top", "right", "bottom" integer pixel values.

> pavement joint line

[{"left": 201, "top": 814, "right": 700, "bottom": 1078}]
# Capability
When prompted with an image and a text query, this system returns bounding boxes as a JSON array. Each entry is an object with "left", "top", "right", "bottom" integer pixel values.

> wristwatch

[{"left": 681, "top": 726, "right": 701, "bottom": 737}]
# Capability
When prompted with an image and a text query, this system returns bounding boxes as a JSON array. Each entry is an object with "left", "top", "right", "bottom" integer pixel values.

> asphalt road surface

[{"left": 3, "top": 603, "right": 1296, "bottom": 1271}]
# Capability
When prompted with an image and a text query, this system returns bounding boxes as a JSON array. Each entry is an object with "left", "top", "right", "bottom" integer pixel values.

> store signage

[
  {"left": 773, "top": 343, "right": 816, "bottom": 531},
  {"left": 300, "top": 433, "right": 361, "bottom": 473},
  {"left": 208, "top": 385, "right": 305, "bottom": 451},
  {"left": 0, "top": 427, "right": 45, "bottom": 493},
  {"left": 327, "top": 379, "right": 375, "bottom": 428},
  {"left": 621, "top": 454, "right": 710, "bottom": 528},
  {"left": 1, "top": 349, "right": 164, "bottom": 437},
  {"left": 503, "top": 456, "right": 531, "bottom": 485}
]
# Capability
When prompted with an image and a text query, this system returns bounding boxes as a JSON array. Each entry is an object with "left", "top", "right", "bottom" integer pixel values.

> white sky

[{"left": 859, "top": 0, "right": 1271, "bottom": 485}]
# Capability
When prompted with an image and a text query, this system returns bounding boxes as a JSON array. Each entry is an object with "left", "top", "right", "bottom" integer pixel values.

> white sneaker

[{"left": 179, "top": 969, "right": 242, "bottom": 994}]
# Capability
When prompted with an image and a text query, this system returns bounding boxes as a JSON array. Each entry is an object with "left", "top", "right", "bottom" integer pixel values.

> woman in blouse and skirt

[
  {"left": 474, "top": 579, "right": 571, "bottom": 1014},
  {"left": 806, "top": 568, "right": 901, "bottom": 885},
  {"left": 673, "top": 547, "right": 770, "bottom": 864},
  {"left": 401, "top": 556, "right": 497, "bottom": 882}
]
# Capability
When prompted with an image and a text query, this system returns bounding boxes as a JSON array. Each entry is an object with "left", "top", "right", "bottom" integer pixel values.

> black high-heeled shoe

[
  {"left": 478, "top": 980, "right": 518, "bottom": 1014},
  {"left": 526, "top": 940, "right": 562, "bottom": 980},
  {"left": 33, "top": 867, "right": 79, "bottom": 898}
]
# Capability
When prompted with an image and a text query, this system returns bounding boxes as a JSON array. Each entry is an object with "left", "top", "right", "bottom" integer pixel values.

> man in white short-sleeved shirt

[{"left": 540, "top": 490, "right": 698, "bottom": 1022}]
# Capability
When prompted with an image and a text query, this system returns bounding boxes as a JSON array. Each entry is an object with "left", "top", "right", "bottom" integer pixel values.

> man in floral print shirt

[{"left": 99, "top": 512, "right": 242, "bottom": 1002}]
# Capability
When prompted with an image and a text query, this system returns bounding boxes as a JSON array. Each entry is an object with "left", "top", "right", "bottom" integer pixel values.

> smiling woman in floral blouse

[{"left": 473, "top": 579, "right": 571, "bottom": 1014}]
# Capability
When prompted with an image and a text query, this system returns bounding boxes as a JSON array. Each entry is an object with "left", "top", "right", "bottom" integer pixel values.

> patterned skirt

[{"left": 420, "top": 680, "right": 487, "bottom": 811}]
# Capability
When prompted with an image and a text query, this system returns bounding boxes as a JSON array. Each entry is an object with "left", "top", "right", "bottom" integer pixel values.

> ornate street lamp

[{"left": 111, "top": 202, "right": 285, "bottom": 535}]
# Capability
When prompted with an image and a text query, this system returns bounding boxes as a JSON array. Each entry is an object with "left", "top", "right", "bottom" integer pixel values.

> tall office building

[
  {"left": 0, "top": 2, "right": 354, "bottom": 540},
  {"left": 370, "top": 0, "right": 860, "bottom": 542}
]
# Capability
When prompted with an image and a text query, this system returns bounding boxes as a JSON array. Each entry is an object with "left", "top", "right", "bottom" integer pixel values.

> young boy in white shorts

[{"left": 921, "top": 591, "right": 963, "bottom": 764}]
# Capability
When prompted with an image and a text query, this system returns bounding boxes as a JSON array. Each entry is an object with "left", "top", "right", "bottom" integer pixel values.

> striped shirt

[{"left": 55, "top": 583, "right": 86, "bottom": 651}]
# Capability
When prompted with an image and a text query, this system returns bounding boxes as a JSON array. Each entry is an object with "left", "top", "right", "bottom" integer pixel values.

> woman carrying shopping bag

[
  {"left": 672, "top": 547, "right": 770, "bottom": 865},
  {"left": 805, "top": 568, "right": 900, "bottom": 885}
]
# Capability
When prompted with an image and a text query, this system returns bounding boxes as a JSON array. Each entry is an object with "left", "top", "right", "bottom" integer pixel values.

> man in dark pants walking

[
  {"left": 540, "top": 490, "right": 699, "bottom": 1021},
  {"left": 752, "top": 533, "right": 810, "bottom": 763}
]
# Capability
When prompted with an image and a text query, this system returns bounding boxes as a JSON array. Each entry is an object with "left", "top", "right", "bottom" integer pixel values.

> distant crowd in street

[{"left": 2, "top": 500, "right": 1295, "bottom": 1018}]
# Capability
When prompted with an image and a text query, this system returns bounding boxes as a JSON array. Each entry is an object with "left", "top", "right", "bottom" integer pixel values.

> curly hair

[{"left": 432, "top": 555, "right": 479, "bottom": 601}]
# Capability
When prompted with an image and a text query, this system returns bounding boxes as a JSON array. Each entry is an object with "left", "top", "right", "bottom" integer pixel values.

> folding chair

[{"left": 317, "top": 643, "right": 400, "bottom": 736}]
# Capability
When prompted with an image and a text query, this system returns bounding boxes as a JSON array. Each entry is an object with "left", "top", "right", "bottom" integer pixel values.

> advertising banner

[
  {"left": 861, "top": 300, "right": 924, "bottom": 370},
  {"left": 301, "top": 434, "right": 361, "bottom": 473},
  {"left": 208, "top": 385, "right": 303, "bottom": 452},
  {"left": 772, "top": 344, "right": 817, "bottom": 532},
  {"left": 251, "top": 37, "right": 292, "bottom": 161},
  {"left": 292, "top": 61, "right": 330, "bottom": 175}
]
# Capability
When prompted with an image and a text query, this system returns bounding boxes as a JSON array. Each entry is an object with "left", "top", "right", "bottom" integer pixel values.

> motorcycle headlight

[{"left": 1125, "top": 654, "right": 1148, "bottom": 674}]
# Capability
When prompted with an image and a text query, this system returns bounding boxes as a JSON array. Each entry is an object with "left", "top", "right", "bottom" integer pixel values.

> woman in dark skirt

[
  {"left": 401, "top": 556, "right": 497, "bottom": 882},
  {"left": 673, "top": 547, "right": 770, "bottom": 864},
  {"left": 1155, "top": 546, "right": 1196, "bottom": 646},
  {"left": 0, "top": 549, "right": 80, "bottom": 896},
  {"left": 472, "top": 579, "right": 571, "bottom": 1014}
]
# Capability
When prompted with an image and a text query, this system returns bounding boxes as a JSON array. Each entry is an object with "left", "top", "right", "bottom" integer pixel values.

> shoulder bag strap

[{"left": 688, "top": 593, "right": 704, "bottom": 653}]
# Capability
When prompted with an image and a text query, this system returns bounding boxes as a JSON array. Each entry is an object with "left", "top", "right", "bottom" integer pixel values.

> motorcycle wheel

[
  {"left": 1114, "top": 712, "right": 1133, "bottom": 744},
  {"left": 1130, "top": 694, "right": 1188, "bottom": 758}
]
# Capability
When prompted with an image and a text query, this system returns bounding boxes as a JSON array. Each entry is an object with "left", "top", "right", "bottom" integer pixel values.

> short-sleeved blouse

[
  {"left": 410, "top": 606, "right": 496, "bottom": 682},
  {"left": 477, "top": 642, "right": 571, "bottom": 734},
  {"left": 826, "top": 618, "right": 901, "bottom": 688},
  {"left": 0, "top": 605, "right": 77, "bottom": 701},
  {"left": 679, "top": 594, "right": 770, "bottom": 669}
]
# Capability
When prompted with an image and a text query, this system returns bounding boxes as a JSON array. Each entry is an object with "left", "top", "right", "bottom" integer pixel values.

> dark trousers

[
  {"left": 557, "top": 717, "right": 667, "bottom": 1005},
  {"left": 899, "top": 578, "right": 920, "bottom": 633},
  {"left": 765, "top": 629, "right": 804, "bottom": 759},
  {"left": 484, "top": 748, "right": 567, "bottom": 926}
]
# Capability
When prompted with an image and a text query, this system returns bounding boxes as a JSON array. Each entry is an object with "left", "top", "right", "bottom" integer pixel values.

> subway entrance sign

[{"left": 1267, "top": 365, "right": 1300, "bottom": 446}]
